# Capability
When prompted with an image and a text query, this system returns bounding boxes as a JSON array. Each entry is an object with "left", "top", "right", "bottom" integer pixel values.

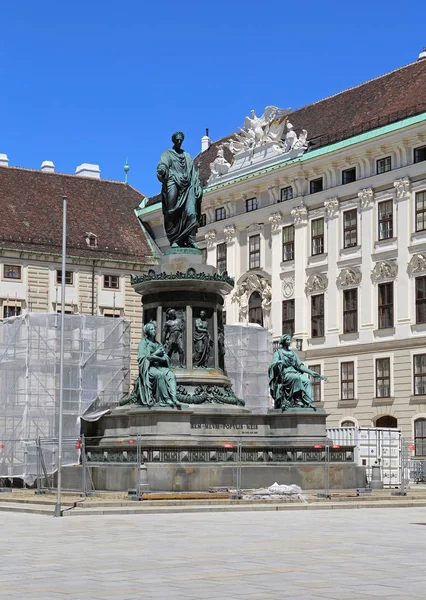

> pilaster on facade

[
  {"left": 394, "top": 177, "right": 412, "bottom": 334},
  {"left": 292, "top": 203, "right": 309, "bottom": 339},
  {"left": 325, "top": 198, "right": 340, "bottom": 343}
]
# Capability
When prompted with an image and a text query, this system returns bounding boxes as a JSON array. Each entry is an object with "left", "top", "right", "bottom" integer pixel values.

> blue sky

[{"left": 0, "top": 1, "right": 425, "bottom": 197}]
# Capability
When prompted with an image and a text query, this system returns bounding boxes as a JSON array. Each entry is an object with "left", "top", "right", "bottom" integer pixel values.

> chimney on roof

[
  {"left": 75, "top": 163, "right": 101, "bottom": 179},
  {"left": 201, "top": 128, "right": 211, "bottom": 153},
  {"left": 41, "top": 160, "right": 55, "bottom": 173},
  {"left": 418, "top": 47, "right": 426, "bottom": 61},
  {"left": 0, "top": 153, "right": 9, "bottom": 167}
]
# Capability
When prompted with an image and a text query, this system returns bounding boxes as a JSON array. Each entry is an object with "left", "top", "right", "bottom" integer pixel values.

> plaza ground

[{"left": 2, "top": 508, "right": 426, "bottom": 599}]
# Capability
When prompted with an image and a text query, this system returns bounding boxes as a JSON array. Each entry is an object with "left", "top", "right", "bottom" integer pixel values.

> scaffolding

[
  {"left": 224, "top": 323, "right": 272, "bottom": 413},
  {"left": 0, "top": 313, "right": 131, "bottom": 483}
]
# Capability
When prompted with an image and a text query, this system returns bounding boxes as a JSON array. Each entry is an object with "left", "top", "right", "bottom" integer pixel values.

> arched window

[
  {"left": 414, "top": 418, "right": 426, "bottom": 456},
  {"left": 341, "top": 420, "right": 356, "bottom": 427},
  {"left": 375, "top": 415, "right": 398, "bottom": 428},
  {"left": 249, "top": 292, "right": 263, "bottom": 326}
]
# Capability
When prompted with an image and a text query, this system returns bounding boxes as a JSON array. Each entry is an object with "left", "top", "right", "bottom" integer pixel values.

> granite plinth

[{"left": 82, "top": 407, "right": 366, "bottom": 491}]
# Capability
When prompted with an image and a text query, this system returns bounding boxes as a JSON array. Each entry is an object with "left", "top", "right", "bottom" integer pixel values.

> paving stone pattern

[{"left": 1, "top": 507, "right": 426, "bottom": 599}]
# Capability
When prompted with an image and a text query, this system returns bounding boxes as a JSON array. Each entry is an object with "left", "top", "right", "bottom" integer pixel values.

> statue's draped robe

[
  {"left": 158, "top": 149, "right": 203, "bottom": 246},
  {"left": 268, "top": 349, "right": 312, "bottom": 409},
  {"left": 193, "top": 318, "right": 212, "bottom": 367},
  {"left": 137, "top": 338, "right": 177, "bottom": 406}
]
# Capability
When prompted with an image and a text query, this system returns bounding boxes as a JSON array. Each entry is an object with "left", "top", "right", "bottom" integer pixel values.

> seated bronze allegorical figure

[
  {"left": 120, "top": 321, "right": 181, "bottom": 409},
  {"left": 268, "top": 334, "right": 327, "bottom": 411}
]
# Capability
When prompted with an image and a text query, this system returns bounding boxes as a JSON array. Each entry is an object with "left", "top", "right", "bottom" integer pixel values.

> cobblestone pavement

[{"left": 2, "top": 507, "right": 426, "bottom": 599}]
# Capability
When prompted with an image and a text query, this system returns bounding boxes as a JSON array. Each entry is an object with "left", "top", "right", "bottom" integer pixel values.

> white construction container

[{"left": 327, "top": 426, "right": 401, "bottom": 487}]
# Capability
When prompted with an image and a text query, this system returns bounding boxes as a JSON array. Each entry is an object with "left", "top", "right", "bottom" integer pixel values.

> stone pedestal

[{"left": 82, "top": 407, "right": 366, "bottom": 491}]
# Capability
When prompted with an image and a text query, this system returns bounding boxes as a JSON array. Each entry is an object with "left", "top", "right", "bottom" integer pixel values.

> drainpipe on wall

[{"left": 91, "top": 260, "right": 96, "bottom": 316}]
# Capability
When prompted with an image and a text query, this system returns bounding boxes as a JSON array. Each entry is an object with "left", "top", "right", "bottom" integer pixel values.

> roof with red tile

[
  {"left": 0, "top": 166, "right": 154, "bottom": 263},
  {"left": 150, "top": 58, "right": 426, "bottom": 196}
]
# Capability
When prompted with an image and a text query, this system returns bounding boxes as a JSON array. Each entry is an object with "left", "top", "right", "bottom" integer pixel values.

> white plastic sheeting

[
  {"left": 242, "top": 482, "right": 306, "bottom": 502},
  {"left": 0, "top": 313, "right": 131, "bottom": 482},
  {"left": 224, "top": 323, "right": 272, "bottom": 413}
]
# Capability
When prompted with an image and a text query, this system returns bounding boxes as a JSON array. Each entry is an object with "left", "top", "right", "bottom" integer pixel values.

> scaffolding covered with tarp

[
  {"left": 224, "top": 323, "right": 272, "bottom": 413},
  {"left": 0, "top": 313, "right": 131, "bottom": 483}
]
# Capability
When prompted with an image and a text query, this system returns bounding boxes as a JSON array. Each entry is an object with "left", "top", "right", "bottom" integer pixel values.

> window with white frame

[
  {"left": 341, "top": 361, "right": 355, "bottom": 400},
  {"left": 415, "top": 191, "right": 426, "bottom": 232},
  {"left": 103, "top": 274, "right": 120, "bottom": 289},
  {"left": 246, "top": 197, "right": 258, "bottom": 212},
  {"left": 377, "top": 156, "right": 391, "bottom": 174},
  {"left": 378, "top": 200, "right": 393, "bottom": 240},
  {"left": 216, "top": 242, "right": 227, "bottom": 274},
  {"left": 249, "top": 235, "right": 260, "bottom": 269},
  {"left": 308, "top": 364, "right": 322, "bottom": 402},
  {"left": 416, "top": 276, "right": 426, "bottom": 324},
  {"left": 376, "top": 357, "right": 391, "bottom": 398},
  {"left": 343, "top": 209, "right": 357, "bottom": 248},
  {"left": 311, "top": 294, "right": 324, "bottom": 338},
  {"left": 311, "top": 218, "right": 324, "bottom": 255},
  {"left": 378, "top": 282, "right": 393, "bottom": 329},
  {"left": 414, "top": 354, "right": 426, "bottom": 395},
  {"left": 414, "top": 418, "right": 426, "bottom": 456},
  {"left": 3, "top": 264, "right": 22, "bottom": 280},
  {"left": 414, "top": 146, "right": 426, "bottom": 164},
  {"left": 282, "top": 225, "right": 294, "bottom": 261},
  {"left": 279, "top": 186, "right": 293, "bottom": 202},
  {"left": 343, "top": 289, "right": 357, "bottom": 334},
  {"left": 56, "top": 270, "right": 73, "bottom": 285}
]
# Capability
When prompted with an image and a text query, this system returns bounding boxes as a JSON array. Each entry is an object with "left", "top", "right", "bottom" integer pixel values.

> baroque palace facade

[
  {"left": 0, "top": 159, "right": 155, "bottom": 372},
  {"left": 141, "top": 52, "right": 426, "bottom": 449}
]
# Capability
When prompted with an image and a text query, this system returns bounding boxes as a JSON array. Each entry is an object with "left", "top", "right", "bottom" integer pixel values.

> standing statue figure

[
  {"left": 282, "top": 122, "right": 298, "bottom": 153},
  {"left": 261, "top": 280, "right": 272, "bottom": 330},
  {"left": 193, "top": 311, "right": 213, "bottom": 367},
  {"left": 120, "top": 321, "right": 181, "bottom": 408},
  {"left": 157, "top": 131, "right": 203, "bottom": 249},
  {"left": 217, "top": 326, "right": 225, "bottom": 371},
  {"left": 163, "top": 308, "right": 185, "bottom": 367},
  {"left": 268, "top": 334, "right": 327, "bottom": 411}
]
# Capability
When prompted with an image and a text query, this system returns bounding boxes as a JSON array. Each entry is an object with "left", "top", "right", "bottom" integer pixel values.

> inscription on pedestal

[{"left": 191, "top": 422, "right": 259, "bottom": 435}]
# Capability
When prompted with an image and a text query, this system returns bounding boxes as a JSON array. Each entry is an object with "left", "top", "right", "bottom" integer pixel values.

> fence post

[{"left": 80, "top": 435, "right": 86, "bottom": 497}]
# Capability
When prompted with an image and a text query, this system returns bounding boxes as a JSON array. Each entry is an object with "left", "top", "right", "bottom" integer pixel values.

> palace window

[
  {"left": 215, "top": 207, "right": 226, "bottom": 221},
  {"left": 279, "top": 186, "right": 293, "bottom": 202},
  {"left": 341, "top": 361, "right": 355, "bottom": 400},
  {"left": 249, "top": 291, "right": 263, "bottom": 326},
  {"left": 309, "top": 365, "right": 322, "bottom": 402},
  {"left": 415, "top": 191, "right": 426, "bottom": 232},
  {"left": 416, "top": 276, "right": 426, "bottom": 324},
  {"left": 343, "top": 209, "right": 357, "bottom": 248},
  {"left": 282, "top": 225, "right": 295, "bottom": 261},
  {"left": 216, "top": 242, "right": 227, "bottom": 274},
  {"left": 56, "top": 270, "right": 73, "bottom": 285},
  {"left": 282, "top": 300, "right": 295, "bottom": 336},
  {"left": 310, "top": 177, "right": 323, "bottom": 194},
  {"left": 3, "top": 265, "right": 22, "bottom": 280},
  {"left": 414, "top": 145, "right": 426, "bottom": 164},
  {"left": 201, "top": 247, "right": 207, "bottom": 262},
  {"left": 342, "top": 167, "right": 356, "bottom": 185},
  {"left": 311, "top": 294, "right": 324, "bottom": 338},
  {"left": 343, "top": 288, "right": 357, "bottom": 334},
  {"left": 198, "top": 213, "right": 207, "bottom": 227},
  {"left": 414, "top": 354, "right": 426, "bottom": 396},
  {"left": 377, "top": 156, "right": 391, "bottom": 174},
  {"left": 246, "top": 198, "right": 258, "bottom": 212},
  {"left": 414, "top": 418, "right": 426, "bottom": 456},
  {"left": 311, "top": 218, "right": 324, "bottom": 255},
  {"left": 103, "top": 275, "right": 120, "bottom": 289},
  {"left": 376, "top": 358, "right": 391, "bottom": 398},
  {"left": 3, "top": 305, "right": 22, "bottom": 318},
  {"left": 378, "top": 200, "right": 393, "bottom": 240},
  {"left": 249, "top": 235, "right": 260, "bottom": 269},
  {"left": 378, "top": 282, "right": 393, "bottom": 329}
]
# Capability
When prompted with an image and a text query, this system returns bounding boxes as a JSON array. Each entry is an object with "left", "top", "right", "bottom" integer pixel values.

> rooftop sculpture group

[{"left": 224, "top": 106, "right": 308, "bottom": 156}]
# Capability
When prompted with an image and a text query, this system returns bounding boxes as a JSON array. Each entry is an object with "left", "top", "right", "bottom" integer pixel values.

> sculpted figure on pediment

[
  {"left": 306, "top": 273, "right": 328, "bottom": 294},
  {"left": 409, "top": 254, "right": 426, "bottom": 274},
  {"left": 337, "top": 268, "right": 362, "bottom": 288},
  {"left": 372, "top": 260, "right": 397, "bottom": 282},
  {"left": 208, "top": 145, "right": 231, "bottom": 184}
]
